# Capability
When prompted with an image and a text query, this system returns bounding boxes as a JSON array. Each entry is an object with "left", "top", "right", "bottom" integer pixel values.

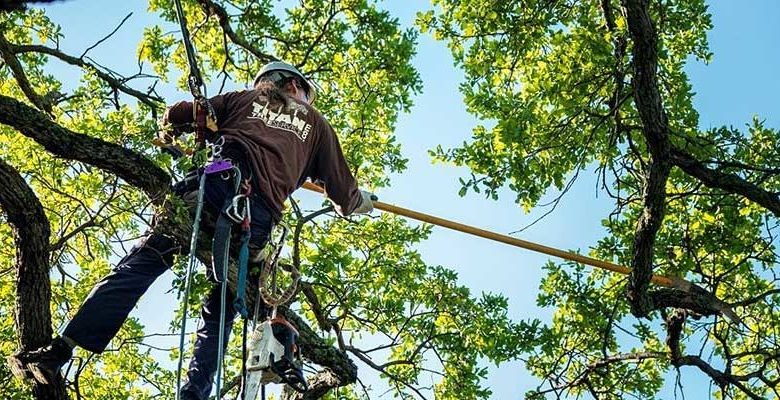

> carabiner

[
  {"left": 226, "top": 194, "right": 245, "bottom": 224},
  {"left": 226, "top": 194, "right": 251, "bottom": 225}
]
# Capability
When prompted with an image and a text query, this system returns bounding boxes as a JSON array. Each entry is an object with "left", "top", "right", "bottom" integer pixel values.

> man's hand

[
  {"left": 352, "top": 190, "right": 377, "bottom": 214},
  {"left": 154, "top": 109, "right": 173, "bottom": 144},
  {"left": 153, "top": 109, "right": 190, "bottom": 158},
  {"left": 156, "top": 108, "right": 195, "bottom": 138}
]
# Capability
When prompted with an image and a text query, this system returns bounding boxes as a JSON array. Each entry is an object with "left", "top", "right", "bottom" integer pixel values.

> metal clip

[
  {"left": 226, "top": 194, "right": 250, "bottom": 224},
  {"left": 207, "top": 136, "right": 225, "bottom": 159}
]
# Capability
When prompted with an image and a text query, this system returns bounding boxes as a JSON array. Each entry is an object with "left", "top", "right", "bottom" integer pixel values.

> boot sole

[
  {"left": 5, "top": 355, "right": 61, "bottom": 385},
  {"left": 6, "top": 355, "right": 33, "bottom": 380},
  {"left": 28, "top": 362, "right": 61, "bottom": 385}
]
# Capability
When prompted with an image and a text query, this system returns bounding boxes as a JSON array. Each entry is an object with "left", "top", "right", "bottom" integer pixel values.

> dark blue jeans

[{"left": 63, "top": 170, "right": 273, "bottom": 400}]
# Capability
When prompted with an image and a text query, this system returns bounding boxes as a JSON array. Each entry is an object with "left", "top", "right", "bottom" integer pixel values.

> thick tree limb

[
  {"left": 0, "top": 157, "right": 67, "bottom": 399},
  {"left": 282, "top": 369, "right": 341, "bottom": 400},
  {"left": 620, "top": 0, "right": 773, "bottom": 322},
  {"left": 0, "top": 93, "right": 170, "bottom": 200},
  {"left": 622, "top": 0, "right": 673, "bottom": 317},
  {"left": 670, "top": 147, "right": 780, "bottom": 217},
  {"left": 664, "top": 308, "right": 685, "bottom": 361},
  {"left": 280, "top": 306, "right": 358, "bottom": 387},
  {"left": 650, "top": 288, "right": 730, "bottom": 319}
]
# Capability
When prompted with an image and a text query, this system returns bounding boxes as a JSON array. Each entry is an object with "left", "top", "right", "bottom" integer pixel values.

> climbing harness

[{"left": 173, "top": 139, "right": 237, "bottom": 400}]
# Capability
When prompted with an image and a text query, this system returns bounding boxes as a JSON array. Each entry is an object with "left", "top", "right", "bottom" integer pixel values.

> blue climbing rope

[{"left": 175, "top": 172, "right": 207, "bottom": 400}]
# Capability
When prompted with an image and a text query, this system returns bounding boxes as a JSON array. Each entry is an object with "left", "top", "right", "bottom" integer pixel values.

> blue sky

[{"left": 36, "top": 0, "right": 780, "bottom": 398}]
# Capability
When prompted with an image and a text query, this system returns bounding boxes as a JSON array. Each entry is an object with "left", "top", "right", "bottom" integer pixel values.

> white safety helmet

[{"left": 253, "top": 61, "right": 319, "bottom": 104}]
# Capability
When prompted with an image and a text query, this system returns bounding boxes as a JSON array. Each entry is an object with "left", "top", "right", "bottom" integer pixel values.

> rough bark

[
  {"left": 620, "top": 0, "right": 776, "bottom": 323},
  {"left": 0, "top": 157, "right": 67, "bottom": 399},
  {"left": 281, "top": 369, "right": 342, "bottom": 400},
  {"left": 622, "top": 0, "right": 673, "bottom": 317},
  {"left": 0, "top": 94, "right": 170, "bottom": 201},
  {"left": 664, "top": 308, "right": 685, "bottom": 362},
  {"left": 669, "top": 147, "right": 780, "bottom": 217},
  {"left": 282, "top": 307, "right": 358, "bottom": 387},
  {"left": 651, "top": 289, "right": 719, "bottom": 318}
]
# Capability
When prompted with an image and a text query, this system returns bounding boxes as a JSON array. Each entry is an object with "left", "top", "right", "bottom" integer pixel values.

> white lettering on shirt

[{"left": 249, "top": 97, "right": 312, "bottom": 142}]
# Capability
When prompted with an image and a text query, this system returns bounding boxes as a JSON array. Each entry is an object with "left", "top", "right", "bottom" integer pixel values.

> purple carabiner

[{"left": 205, "top": 159, "right": 233, "bottom": 174}]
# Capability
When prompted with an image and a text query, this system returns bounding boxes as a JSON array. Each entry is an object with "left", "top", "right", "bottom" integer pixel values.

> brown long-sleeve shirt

[{"left": 167, "top": 89, "right": 362, "bottom": 219}]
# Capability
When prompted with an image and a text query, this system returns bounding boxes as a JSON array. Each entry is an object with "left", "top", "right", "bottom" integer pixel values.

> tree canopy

[
  {"left": 0, "top": 0, "right": 778, "bottom": 399},
  {"left": 422, "top": 0, "right": 779, "bottom": 398}
]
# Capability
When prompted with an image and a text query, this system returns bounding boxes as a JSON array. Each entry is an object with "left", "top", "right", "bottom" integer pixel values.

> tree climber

[{"left": 7, "top": 61, "right": 375, "bottom": 400}]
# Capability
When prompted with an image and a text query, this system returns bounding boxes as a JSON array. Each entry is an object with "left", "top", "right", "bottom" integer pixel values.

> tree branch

[
  {"left": 0, "top": 32, "right": 52, "bottom": 113},
  {"left": 0, "top": 93, "right": 170, "bottom": 201},
  {"left": 535, "top": 352, "right": 665, "bottom": 395},
  {"left": 0, "top": 0, "right": 69, "bottom": 12},
  {"left": 194, "top": 0, "right": 277, "bottom": 63},
  {"left": 281, "top": 369, "right": 341, "bottom": 400},
  {"left": 80, "top": 12, "right": 133, "bottom": 59},
  {"left": 729, "top": 288, "right": 780, "bottom": 308},
  {"left": 0, "top": 65, "right": 362, "bottom": 397},
  {"left": 279, "top": 306, "right": 358, "bottom": 387},
  {"left": 675, "top": 355, "right": 764, "bottom": 400},
  {"left": 669, "top": 147, "right": 780, "bottom": 217},
  {"left": 0, "top": 156, "right": 67, "bottom": 399},
  {"left": 622, "top": 0, "right": 673, "bottom": 318},
  {"left": 11, "top": 43, "right": 164, "bottom": 109}
]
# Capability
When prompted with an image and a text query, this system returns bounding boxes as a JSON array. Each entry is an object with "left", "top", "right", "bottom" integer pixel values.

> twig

[
  {"left": 80, "top": 12, "right": 133, "bottom": 59},
  {"left": 12, "top": 43, "right": 164, "bottom": 109}
]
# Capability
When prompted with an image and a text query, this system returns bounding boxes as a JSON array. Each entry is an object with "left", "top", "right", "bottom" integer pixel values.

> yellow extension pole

[{"left": 302, "top": 182, "right": 676, "bottom": 288}]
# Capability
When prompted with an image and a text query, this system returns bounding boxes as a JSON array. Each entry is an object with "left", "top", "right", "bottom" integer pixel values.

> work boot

[{"left": 6, "top": 337, "right": 73, "bottom": 385}]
